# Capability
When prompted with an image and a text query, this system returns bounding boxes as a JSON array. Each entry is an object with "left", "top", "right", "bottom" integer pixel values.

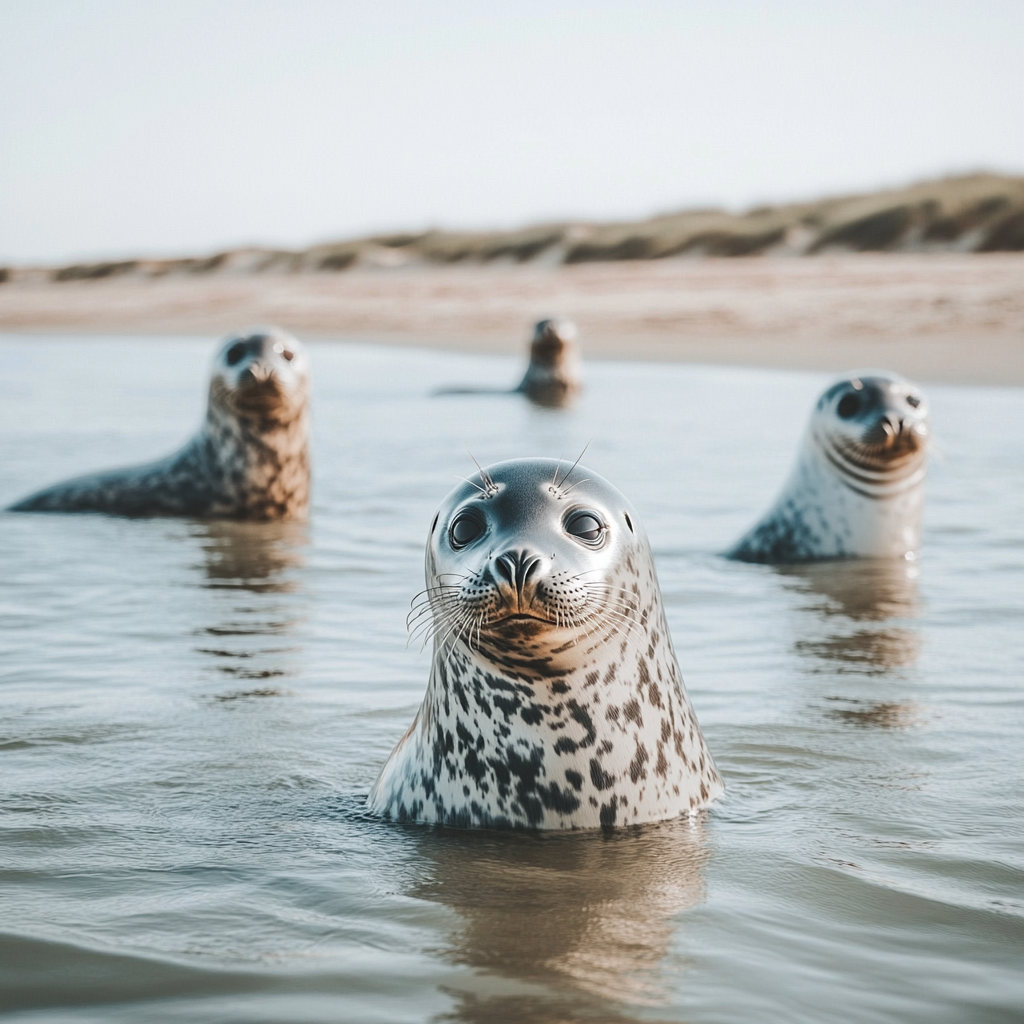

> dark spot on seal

[
  {"left": 464, "top": 747, "right": 487, "bottom": 786},
  {"left": 599, "top": 798, "right": 618, "bottom": 828},
  {"left": 628, "top": 740, "right": 649, "bottom": 783},
  {"left": 589, "top": 758, "right": 615, "bottom": 791},
  {"left": 520, "top": 704, "right": 544, "bottom": 725},
  {"left": 623, "top": 698, "right": 643, "bottom": 727},
  {"left": 567, "top": 700, "right": 597, "bottom": 748}
]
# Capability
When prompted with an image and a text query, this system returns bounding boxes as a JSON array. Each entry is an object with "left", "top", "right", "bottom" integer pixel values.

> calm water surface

[{"left": 1, "top": 336, "right": 1022, "bottom": 1023}]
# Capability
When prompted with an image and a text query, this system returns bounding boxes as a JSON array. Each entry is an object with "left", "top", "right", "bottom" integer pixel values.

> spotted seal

[
  {"left": 9, "top": 328, "right": 310, "bottom": 520},
  {"left": 435, "top": 318, "right": 582, "bottom": 408},
  {"left": 368, "top": 457, "right": 723, "bottom": 829},
  {"left": 727, "top": 372, "right": 928, "bottom": 563}
]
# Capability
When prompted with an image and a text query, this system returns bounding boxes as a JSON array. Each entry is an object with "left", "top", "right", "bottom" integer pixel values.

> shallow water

[{"left": 1, "top": 336, "right": 1022, "bottom": 1023}]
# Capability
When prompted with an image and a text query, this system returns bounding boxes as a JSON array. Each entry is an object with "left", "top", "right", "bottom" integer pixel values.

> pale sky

[{"left": 2, "top": 0, "right": 1023, "bottom": 264}]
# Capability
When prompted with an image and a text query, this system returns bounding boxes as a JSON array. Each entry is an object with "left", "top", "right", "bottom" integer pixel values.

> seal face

[
  {"left": 368, "top": 458, "right": 723, "bottom": 829},
  {"left": 516, "top": 318, "right": 583, "bottom": 407},
  {"left": 9, "top": 328, "right": 311, "bottom": 520},
  {"left": 728, "top": 372, "right": 929, "bottom": 563}
]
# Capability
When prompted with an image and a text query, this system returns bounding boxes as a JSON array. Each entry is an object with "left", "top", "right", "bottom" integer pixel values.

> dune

[{"left": 1, "top": 174, "right": 1022, "bottom": 385}]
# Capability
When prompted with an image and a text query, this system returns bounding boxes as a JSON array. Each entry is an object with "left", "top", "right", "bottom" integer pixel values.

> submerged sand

[{"left": 1, "top": 253, "right": 1022, "bottom": 385}]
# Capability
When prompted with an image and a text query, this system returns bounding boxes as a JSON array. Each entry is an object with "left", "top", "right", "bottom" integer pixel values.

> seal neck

[{"left": 199, "top": 399, "right": 310, "bottom": 519}]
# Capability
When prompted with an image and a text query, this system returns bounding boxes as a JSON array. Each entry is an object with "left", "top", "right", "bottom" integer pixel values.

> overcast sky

[{"left": 2, "top": 0, "right": 1023, "bottom": 263}]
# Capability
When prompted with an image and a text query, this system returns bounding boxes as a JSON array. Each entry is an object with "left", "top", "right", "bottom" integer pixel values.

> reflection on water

[
  {"left": 780, "top": 559, "right": 924, "bottom": 730},
  {"left": 797, "top": 627, "right": 920, "bottom": 671},
  {"left": 781, "top": 559, "right": 921, "bottom": 673},
  {"left": 823, "top": 696, "right": 922, "bottom": 729},
  {"left": 413, "top": 817, "right": 709, "bottom": 1019},
  {"left": 196, "top": 519, "right": 307, "bottom": 594},
  {"left": 191, "top": 520, "right": 308, "bottom": 694}
]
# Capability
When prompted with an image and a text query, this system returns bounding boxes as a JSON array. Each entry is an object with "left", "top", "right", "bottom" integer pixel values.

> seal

[
  {"left": 515, "top": 318, "right": 583, "bottom": 407},
  {"left": 9, "top": 328, "right": 310, "bottom": 520},
  {"left": 367, "top": 457, "right": 723, "bottom": 830},
  {"left": 727, "top": 372, "right": 928, "bottom": 563},
  {"left": 434, "top": 318, "right": 582, "bottom": 408}
]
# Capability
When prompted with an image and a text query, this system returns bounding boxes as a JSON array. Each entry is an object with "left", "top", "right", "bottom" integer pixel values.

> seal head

[
  {"left": 368, "top": 457, "right": 723, "bottom": 829},
  {"left": 728, "top": 372, "right": 929, "bottom": 563},
  {"left": 516, "top": 318, "right": 583, "bottom": 407},
  {"left": 9, "top": 327, "right": 311, "bottom": 519}
]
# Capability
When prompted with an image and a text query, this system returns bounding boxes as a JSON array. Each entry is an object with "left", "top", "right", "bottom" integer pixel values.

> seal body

[
  {"left": 368, "top": 458, "right": 722, "bottom": 830},
  {"left": 515, "top": 318, "right": 583, "bottom": 407},
  {"left": 9, "top": 328, "right": 310, "bottom": 520},
  {"left": 728, "top": 372, "right": 928, "bottom": 563}
]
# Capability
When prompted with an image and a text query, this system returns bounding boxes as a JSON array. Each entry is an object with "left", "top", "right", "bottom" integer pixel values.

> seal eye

[
  {"left": 837, "top": 393, "right": 861, "bottom": 419},
  {"left": 449, "top": 511, "right": 484, "bottom": 549},
  {"left": 566, "top": 511, "right": 603, "bottom": 542},
  {"left": 905, "top": 394, "right": 920, "bottom": 408},
  {"left": 226, "top": 342, "right": 247, "bottom": 367}
]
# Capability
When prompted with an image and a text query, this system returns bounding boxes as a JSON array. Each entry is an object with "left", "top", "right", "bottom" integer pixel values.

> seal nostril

[
  {"left": 521, "top": 555, "right": 543, "bottom": 590},
  {"left": 881, "top": 413, "right": 905, "bottom": 437},
  {"left": 494, "top": 553, "right": 517, "bottom": 587},
  {"left": 493, "top": 551, "right": 543, "bottom": 598}
]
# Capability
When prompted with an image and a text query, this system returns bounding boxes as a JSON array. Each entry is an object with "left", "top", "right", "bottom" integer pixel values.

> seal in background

[
  {"left": 515, "top": 318, "right": 582, "bottom": 407},
  {"left": 727, "top": 372, "right": 928, "bottom": 563},
  {"left": 368, "top": 457, "right": 723, "bottom": 829},
  {"left": 435, "top": 318, "right": 582, "bottom": 408},
  {"left": 9, "top": 328, "right": 311, "bottom": 520}
]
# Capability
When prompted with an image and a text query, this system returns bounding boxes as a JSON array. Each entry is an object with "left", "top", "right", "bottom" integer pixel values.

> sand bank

[{"left": 1, "top": 254, "right": 1022, "bottom": 385}]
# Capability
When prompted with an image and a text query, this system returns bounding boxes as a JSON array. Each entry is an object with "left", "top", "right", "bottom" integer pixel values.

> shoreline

[{"left": 2, "top": 254, "right": 1022, "bottom": 385}]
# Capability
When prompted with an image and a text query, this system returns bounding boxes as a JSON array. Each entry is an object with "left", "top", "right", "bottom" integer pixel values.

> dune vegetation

[{"left": 3, "top": 173, "right": 1024, "bottom": 286}]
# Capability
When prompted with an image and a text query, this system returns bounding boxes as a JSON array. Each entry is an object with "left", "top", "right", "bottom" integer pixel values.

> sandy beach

[{"left": 2, "top": 253, "right": 1022, "bottom": 385}]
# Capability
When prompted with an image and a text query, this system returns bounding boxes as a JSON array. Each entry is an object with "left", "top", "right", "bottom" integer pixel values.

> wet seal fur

[
  {"left": 368, "top": 457, "right": 722, "bottom": 829},
  {"left": 435, "top": 318, "right": 582, "bottom": 408},
  {"left": 10, "top": 328, "right": 310, "bottom": 520},
  {"left": 728, "top": 372, "right": 928, "bottom": 563}
]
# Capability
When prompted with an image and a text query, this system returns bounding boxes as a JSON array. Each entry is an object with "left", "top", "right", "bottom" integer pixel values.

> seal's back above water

[
  {"left": 728, "top": 372, "right": 929, "bottom": 563},
  {"left": 9, "top": 328, "right": 311, "bottom": 520},
  {"left": 368, "top": 458, "right": 723, "bottom": 829}
]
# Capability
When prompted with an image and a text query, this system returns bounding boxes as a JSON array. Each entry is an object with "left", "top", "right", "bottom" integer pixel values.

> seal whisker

[
  {"left": 552, "top": 440, "right": 592, "bottom": 490},
  {"left": 455, "top": 475, "right": 489, "bottom": 497},
  {"left": 407, "top": 589, "right": 461, "bottom": 630},
  {"left": 420, "top": 620, "right": 457, "bottom": 651},
  {"left": 409, "top": 596, "right": 469, "bottom": 648},
  {"left": 578, "top": 606, "right": 646, "bottom": 654},
  {"left": 558, "top": 477, "right": 591, "bottom": 496},
  {"left": 467, "top": 451, "right": 498, "bottom": 496}
]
